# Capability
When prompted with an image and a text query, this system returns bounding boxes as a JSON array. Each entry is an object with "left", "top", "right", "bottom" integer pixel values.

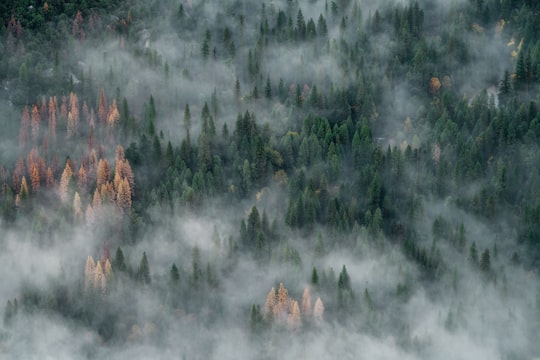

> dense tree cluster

[{"left": 1, "top": 0, "right": 540, "bottom": 356}]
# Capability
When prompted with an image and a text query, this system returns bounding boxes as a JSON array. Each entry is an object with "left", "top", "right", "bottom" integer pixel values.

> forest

[{"left": 0, "top": 0, "right": 540, "bottom": 358}]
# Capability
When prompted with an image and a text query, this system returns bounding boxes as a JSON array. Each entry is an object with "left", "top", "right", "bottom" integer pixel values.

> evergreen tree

[{"left": 138, "top": 252, "right": 151, "bottom": 285}]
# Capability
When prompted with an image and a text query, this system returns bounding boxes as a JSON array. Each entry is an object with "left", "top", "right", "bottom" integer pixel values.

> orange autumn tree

[
  {"left": 59, "top": 161, "right": 73, "bottom": 202},
  {"left": 262, "top": 283, "right": 324, "bottom": 329}
]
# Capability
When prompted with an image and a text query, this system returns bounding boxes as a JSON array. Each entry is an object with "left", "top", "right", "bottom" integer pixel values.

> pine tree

[
  {"left": 138, "top": 252, "right": 151, "bottom": 285},
  {"left": 311, "top": 267, "right": 319, "bottom": 287},
  {"left": 480, "top": 249, "right": 491, "bottom": 273}
]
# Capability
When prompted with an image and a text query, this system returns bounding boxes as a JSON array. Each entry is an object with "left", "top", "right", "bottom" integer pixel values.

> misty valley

[{"left": 0, "top": 0, "right": 540, "bottom": 359}]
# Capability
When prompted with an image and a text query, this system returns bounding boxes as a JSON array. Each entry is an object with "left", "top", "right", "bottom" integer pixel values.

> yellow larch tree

[{"left": 301, "top": 287, "right": 312, "bottom": 318}]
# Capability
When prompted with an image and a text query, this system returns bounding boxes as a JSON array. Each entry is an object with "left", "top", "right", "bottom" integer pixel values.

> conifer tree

[
  {"left": 19, "top": 106, "right": 30, "bottom": 149},
  {"left": 77, "top": 164, "right": 87, "bottom": 193},
  {"left": 313, "top": 297, "right": 324, "bottom": 325},
  {"left": 98, "top": 88, "right": 108, "bottom": 123},
  {"left": 31, "top": 104, "right": 40, "bottom": 143},
  {"left": 138, "top": 252, "right": 151, "bottom": 285},
  {"left": 59, "top": 161, "right": 73, "bottom": 203},
  {"left": 94, "top": 261, "right": 106, "bottom": 292},
  {"left": 30, "top": 164, "right": 40, "bottom": 193},
  {"left": 301, "top": 287, "right": 312, "bottom": 318},
  {"left": 48, "top": 97, "right": 57, "bottom": 145},
  {"left": 287, "top": 300, "right": 301, "bottom": 330},
  {"left": 85, "top": 256, "right": 96, "bottom": 290},
  {"left": 73, "top": 192, "right": 82, "bottom": 220},
  {"left": 264, "top": 287, "right": 276, "bottom": 320}
]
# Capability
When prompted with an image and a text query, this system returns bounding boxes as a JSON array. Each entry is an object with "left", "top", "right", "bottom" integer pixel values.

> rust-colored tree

[
  {"left": 116, "top": 178, "right": 132, "bottom": 212},
  {"left": 77, "top": 164, "right": 88, "bottom": 193},
  {"left": 30, "top": 164, "right": 40, "bottom": 193},
  {"left": 59, "top": 161, "right": 73, "bottom": 203},
  {"left": 97, "top": 159, "right": 111, "bottom": 189}
]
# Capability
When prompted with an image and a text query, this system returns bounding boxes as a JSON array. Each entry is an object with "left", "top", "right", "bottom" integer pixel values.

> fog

[{"left": 1, "top": 0, "right": 539, "bottom": 359}]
